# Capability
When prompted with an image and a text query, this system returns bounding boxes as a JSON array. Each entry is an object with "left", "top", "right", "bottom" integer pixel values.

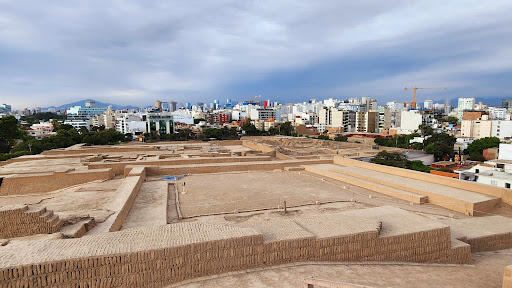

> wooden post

[{"left": 284, "top": 201, "right": 287, "bottom": 214}]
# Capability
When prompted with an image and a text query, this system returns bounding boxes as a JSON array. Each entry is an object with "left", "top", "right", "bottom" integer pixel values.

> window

[
  {"left": 506, "top": 183, "right": 511, "bottom": 189},
  {"left": 475, "top": 169, "right": 479, "bottom": 173}
]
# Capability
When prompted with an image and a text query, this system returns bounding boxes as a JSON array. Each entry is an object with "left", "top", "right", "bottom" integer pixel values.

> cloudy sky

[{"left": 1, "top": 1, "right": 511, "bottom": 109}]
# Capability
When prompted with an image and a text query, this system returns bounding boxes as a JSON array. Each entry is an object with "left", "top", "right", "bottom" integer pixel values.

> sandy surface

[
  {"left": 174, "top": 249, "right": 512, "bottom": 288},
  {"left": 122, "top": 180, "right": 168, "bottom": 229},
  {"left": 178, "top": 170, "right": 469, "bottom": 219},
  {"left": 178, "top": 170, "right": 369, "bottom": 217},
  {"left": 0, "top": 158, "right": 85, "bottom": 174}
]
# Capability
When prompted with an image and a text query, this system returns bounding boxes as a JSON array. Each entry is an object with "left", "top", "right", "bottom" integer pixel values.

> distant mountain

[{"left": 43, "top": 99, "right": 139, "bottom": 110}]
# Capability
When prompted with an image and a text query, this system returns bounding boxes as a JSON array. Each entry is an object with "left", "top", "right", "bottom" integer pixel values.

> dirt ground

[
  {"left": 174, "top": 249, "right": 512, "bottom": 288},
  {"left": 0, "top": 158, "right": 86, "bottom": 174},
  {"left": 177, "top": 170, "right": 469, "bottom": 219},
  {"left": 178, "top": 170, "right": 369, "bottom": 217}
]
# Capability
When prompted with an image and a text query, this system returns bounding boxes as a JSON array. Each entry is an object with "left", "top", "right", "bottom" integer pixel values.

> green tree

[
  {"left": 267, "top": 127, "right": 279, "bottom": 135},
  {"left": 466, "top": 137, "right": 500, "bottom": 160},
  {"left": 278, "top": 122, "right": 293, "bottom": 136},
  {"left": 424, "top": 143, "right": 453, "bottom": 161},
  {"left": 447, "top": 116, "right": 458, "bottom": 124},
  {"left": 418, "top": 124, "right": 434, "bottom": 136},
  {"left": 423, "top": 133, "right": 456, "bottom": 161},
  {"left": 374, "top": 137, "right": 392, "bottom": 147},
  {"left": 411, "top": 142, "right": 424, "bottom": 150},
  {"left": 241, "top": 123, "right": 260, "bottom": 136},
  {"left": 0, "top": 116, "right": 22, "bottom": 153},
  {"left": 370, "top": 150, "right": 410, "bottom": 169},
  {"left": 334, "top": 135, "right": 348, "bottom": 142}
]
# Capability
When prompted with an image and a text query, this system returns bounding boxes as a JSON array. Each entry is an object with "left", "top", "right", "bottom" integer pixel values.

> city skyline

[{"left": 1, "top": 1, "right": 512, "bottom": 109}]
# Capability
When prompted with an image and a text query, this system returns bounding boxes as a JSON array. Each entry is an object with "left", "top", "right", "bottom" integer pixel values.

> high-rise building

[
  {"left": 355, "top": 111, "right": 377, "bottom": 133},
  {"left": 444, "top": 99, "right": 452, "bottom": 114},
  {"left": 503, "top": 99, "right": 512, "bottom": 109},
  {"left": 423, "top": 100, "right": 433, "bottom": 110},
  {"left": 66, "top": 102, "right": 107, "bottom": 121},
  {"left": 457, "top": 98, "right": 475, "bottom": 123},
  {"left": 0, "top": 104, "right": 11, "bottom": 114},
  {"left": 154, "top": 100, "right": 162, "bottom": 111},
  {"left": 161, "top": 102, "right": 170, "bottom": 112},
  {"left": 170, "top": 101, "right": 177, "bottom": 112}
]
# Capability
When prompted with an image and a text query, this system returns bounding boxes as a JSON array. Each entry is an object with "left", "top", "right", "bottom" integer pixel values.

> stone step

[
  {"left": 24, "top": 206, "right": 46, "bottom": 217},
  {"left": 330, "top": 165, "right": 501, "bottom": 216},
  {"left": 46, "top": 215, "right": 60, "bottom": 226},
  {"left": 39, "top": 210, "right": 54, "bottom": 221},
  {"left": 303, "top": 164, "right": 428, "bottom": 204}
]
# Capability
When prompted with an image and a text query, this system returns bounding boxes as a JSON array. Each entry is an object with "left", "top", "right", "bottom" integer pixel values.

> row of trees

[
  {"left": 20, "top": 112, "right": 66, "bottom": 125},
  {"left": 0, "top": 115, "right": 132, "bottom": 161},
  {"left": 374, "top": 132, "right": 457, "bottom": 161},
  {"left": 317, "top": 135, "right": 348, "bottom": 142},
  {"left": 141, "top": 122, "right": 297, "bottom": 142},
  {"left": 374, "top": 134, "right": 423, "bottom": 150}
]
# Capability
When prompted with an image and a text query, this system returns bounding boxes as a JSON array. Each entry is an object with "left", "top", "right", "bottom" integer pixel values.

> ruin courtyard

[{"left": 1, "top": 136, "right": 512, "bottom": 287}]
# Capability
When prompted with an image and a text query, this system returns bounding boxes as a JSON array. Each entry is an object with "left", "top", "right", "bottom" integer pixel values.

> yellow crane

[
  {"left": 244, "top": 95, "right": 261, "bottom": 104},
  {"left": 405, "top": 86, "right": 448, "bottom": 109}
]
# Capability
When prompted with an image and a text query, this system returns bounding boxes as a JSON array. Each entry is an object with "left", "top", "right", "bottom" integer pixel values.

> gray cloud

[{"left": 0, "top": 0, "right": 511, "bottom": 109}]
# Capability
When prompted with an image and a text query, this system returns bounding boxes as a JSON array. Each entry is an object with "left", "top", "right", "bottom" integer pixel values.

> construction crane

[
  {"left": 244, "top": 95, "right": 261, "bottom": 104},
  {"left": 250, "top": 95, "right": 261, "bottom": 102},
  {"left": 405, "top": 86, "right": 448, "bottom": 109}
]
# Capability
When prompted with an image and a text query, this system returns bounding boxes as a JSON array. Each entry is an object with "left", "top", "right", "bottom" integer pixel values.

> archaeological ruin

[{"left": 1, "top": 136, "right": 512, "bottom": 287}]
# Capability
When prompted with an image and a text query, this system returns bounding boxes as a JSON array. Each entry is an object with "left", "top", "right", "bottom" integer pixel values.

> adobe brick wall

[
  {"left": 0, "top": 205, "right": 62, "bottom": 238},
  {"left": 303, "top": 165, "right": 427, "bottom": 204},
  {"left": 242, "top": 140, "right": 276, "bottom": 154},
  {"left": 101, "top": 169, "right": 146, "bottom": 232},
  {"left": 0, "top": 169, "right": 114, "bottom": 196},
  {"left": 87, "top": 156, "right": 272, "bottom": 176},
  {"left": 0, "top": 154, "right": 95, "bottom": 167},
  {"left": 0, "top": 208, "right": 473, "bottom": 287},
  {"left": 136, "top": 159, "right": 334, "bottom": 176},
  {"left": 461, "top": 233, "right": 512, "bottom": 252},
  {"left": 42, "top": 147, "right": 157, "bottom": 155}
]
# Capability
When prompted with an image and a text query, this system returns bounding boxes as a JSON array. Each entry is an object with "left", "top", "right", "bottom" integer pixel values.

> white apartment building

[
  {"left": 116, "top": 115, "right": 146, "bottom": 135},
  {"left": 457, "top": 98, "right": 475, "bottom": 122},
  {"left": 249, "top": 108, "right": 281, "bottom": 121},
  {"left": 488, "top": 107, "right": 509, "bottom": 120},
  {"left": 461, "top": 117, "right": 512, "bottom": 139},
  {"left": 319, "top": 107, "right": 355, "bottom": 131},
  {"left": 92, "top": 110, "right": 117, "bottom": 129},
  {"left": 386, "top": 101, "right": 405, "bottom": 110},
  {"left": 323, "top": 98, "right": 339, "bottom": 107},
  {"left": 460, "top": 144, "right": 512, "bottom": 189},
  {"left": 64, "top": 119, "right": 92, "bottom": 131},
  {"left": 491, "top": 120, "right": 512, "bottom": 139},
  {"left": 400, "top": 110, "right": 423, "bottom": 132},
  {"left": 423, "top": 100, "right": 433, "bottom": 110},
  {"left": 355, "top": 111, "right": 377, "bottom": 133}
]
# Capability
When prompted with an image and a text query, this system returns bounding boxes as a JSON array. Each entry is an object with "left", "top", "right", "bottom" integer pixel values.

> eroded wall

[
  {"left": 0, "top": 214, "right": 471, "bottom": 287},
  {"left": 0, "top": 169, "right": 114, "bottom": 196},
  {"left": 0, "top": 205, "right": 62, "bottom": 238}
]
